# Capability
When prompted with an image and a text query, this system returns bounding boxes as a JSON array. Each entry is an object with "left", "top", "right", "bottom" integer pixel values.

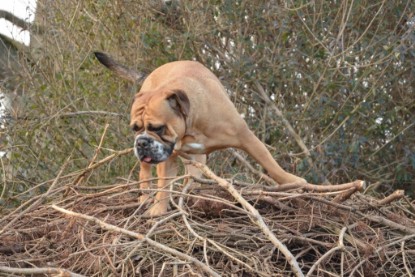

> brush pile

[{"left": 0, "top": 149, "right": 414, "bottom": 277}]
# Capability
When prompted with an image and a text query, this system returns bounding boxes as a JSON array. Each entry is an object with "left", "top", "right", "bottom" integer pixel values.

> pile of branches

[{"left": 1, "top": 148, "right": 414, "bottom": 277}]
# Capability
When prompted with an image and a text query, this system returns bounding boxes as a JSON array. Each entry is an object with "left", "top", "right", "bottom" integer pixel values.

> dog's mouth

[
  {"left": 140, "top": 155, "right": 159, "bottom": 164},
  {"left": 141, "top": 156, "right": 153, "bottom": 163},
  {"left": 134, "top": 135, "right": 174, "bottom": 164}
]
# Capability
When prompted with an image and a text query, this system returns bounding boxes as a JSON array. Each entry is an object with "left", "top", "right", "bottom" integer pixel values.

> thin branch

[
  {"left": 0, "top": 266, "right": 85, "bottom": 277},
  {"left": 51, "top": 205, "right": 221, "bottom": 277},
  {"left": 0, "top": 156, "right": 71, "bottom": 235},
  {"left": 228, "top": 148, "right": 277, "bottom": 185},
  {"left": 266, "top": 180, "right": 365, "bottom": 192},
  {"left": 376, "top": 190, "right": 405, "bottom": 206},
  {"left": 349, "top": 234, "right": 415, "bottom": 276},
  {"left": 71, "top": 148, "right": 133, "bottom": 187},
  {"left": 175, "top": 178, "right": 264, "bottom": 275},
  {"left": 0, "top": 10, "right": 34, "bottom": 31},
  {"left": 401, "top": 241, "right": 413, "bottom": 277},
  {"left": 306, "top": 227, "right": 347, "bottom": 277},
  {"left": 188, "top": 160, "right": 305, "bottom": 277},
  {"left": 73, "top": 123, "right": 109, "bottom": 186},
  {"left": 253, "top": 81, "right": 311, "bottom": 158}
]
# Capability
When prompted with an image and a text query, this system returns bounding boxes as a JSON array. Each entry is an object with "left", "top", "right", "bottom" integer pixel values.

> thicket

[
  {"left": 1, "top": 0, "right": 414, "bottom": 202},
  {"left": 1, "top": 1, "right": 415, "bottom": 276}
]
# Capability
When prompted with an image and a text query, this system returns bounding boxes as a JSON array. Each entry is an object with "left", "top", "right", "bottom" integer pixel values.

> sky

[{"left": 0, "top": 0, "right": 37, "bottom": 46}]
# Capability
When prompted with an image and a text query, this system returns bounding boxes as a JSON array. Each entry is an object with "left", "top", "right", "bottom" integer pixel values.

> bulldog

[{"left": 95, "top": 52, "right": 306, "bottom": 217}]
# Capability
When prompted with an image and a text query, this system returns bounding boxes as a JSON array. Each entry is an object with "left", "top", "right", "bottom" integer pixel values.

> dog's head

[
  {"left": 130, "top": 89, "right": 190, "bottom": 164},
  {"left": 94, "top": 52, "right": 190, "bottom": 164}
]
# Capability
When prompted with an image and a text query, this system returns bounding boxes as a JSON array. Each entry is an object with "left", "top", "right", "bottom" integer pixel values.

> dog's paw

[
  {"left": 282, "top": 174, "right": 307, "bottom": 185},
  {"left": 139, "top": 194, "right": 151, "bottom": 204},
  {"left": 143, "top": 203, "right": 169, "bottom": 218},
  {"left": 293, "top": 177, "right": 307, "bottom": 184}
]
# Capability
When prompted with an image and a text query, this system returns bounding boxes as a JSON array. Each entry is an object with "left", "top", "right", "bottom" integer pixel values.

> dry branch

[
  {"left": 306, "top": 227, "right": 347, "bottom": 277},
  {"left": 0, "top": 157, "right": 70, "bottom": 235},
  {"left": 228, "top": 149, "right": 277, "bottom": 185},
  {"left": 51, "top": 205, "right": 221, "bottom": 277},
  {"left": 0, "top": 266, "right": 85, "bottom": 277},
  {"left": 70, "top": 148, "right": 133, "bottom": 187},
  {"left": 267, "top": 179, "right": 365, "bottom": 192},
  {"left": 188, "top": 160, "right": 305, "bottom": 277},
  {"left": 377, "top": 189, "right": 405, "bottom": 206},
  {"left": 1, "top": 147, "right": 414, "bottom": 276}
]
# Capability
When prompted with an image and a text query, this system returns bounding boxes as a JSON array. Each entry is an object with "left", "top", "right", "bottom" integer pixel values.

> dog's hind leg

[{"left": 238, "top": 129, "right": 306, "bottom": 185}]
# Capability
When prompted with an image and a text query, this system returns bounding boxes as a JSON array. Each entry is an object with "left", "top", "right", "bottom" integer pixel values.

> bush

[{"left": 2, "top": 0, "right": 414, "bottom": 199}]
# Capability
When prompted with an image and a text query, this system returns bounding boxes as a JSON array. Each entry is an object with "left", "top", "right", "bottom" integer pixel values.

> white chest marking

[{"left": 182, "top": 142, "right": 205, "bottom": 152}]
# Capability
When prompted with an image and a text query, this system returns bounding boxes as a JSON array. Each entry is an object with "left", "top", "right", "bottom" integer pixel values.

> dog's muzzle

[{"left": 134, "top": 134, "right": 174, "bottom": 164}]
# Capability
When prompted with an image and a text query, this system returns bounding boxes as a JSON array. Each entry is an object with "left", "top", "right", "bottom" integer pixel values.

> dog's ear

[
  {"left": 94, "top": 51, "right": 147, "bottom": 84},
  {"left": 166, "top": 90, "right": 190, "bottom": 117}
]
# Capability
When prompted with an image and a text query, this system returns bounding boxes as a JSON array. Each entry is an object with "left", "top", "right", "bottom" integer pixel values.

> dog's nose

[{"left": 136, "top": 137, "right": 152, "bottom": 148}]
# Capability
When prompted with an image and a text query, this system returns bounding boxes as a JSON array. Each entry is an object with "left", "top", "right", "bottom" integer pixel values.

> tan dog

[{"left": 95, "top": 52, "right": 306, "bottom": 217}]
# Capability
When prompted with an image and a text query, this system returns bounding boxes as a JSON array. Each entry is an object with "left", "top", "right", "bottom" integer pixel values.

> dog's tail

[{"left": 94, "top": 51, "right": 147, "bottom": 84}]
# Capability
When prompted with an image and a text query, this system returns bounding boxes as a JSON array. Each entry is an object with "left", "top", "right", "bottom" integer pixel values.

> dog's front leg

[
  {"left": 139, "top": 161, "right": 152, "bottom": 204},
  {"left": 145, "top": 155, "right": 178, "bottom": 217}
]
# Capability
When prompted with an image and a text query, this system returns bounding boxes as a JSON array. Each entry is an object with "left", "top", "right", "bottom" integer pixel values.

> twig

[
  {"left": 58, "top": 111, "right": 126, "bottom": 118},
  {"left": 73, "top": 123, "right": 109, "bottom": 186},
  {"left": 401, "top": 241, "right": 413, "bottom": 277},
  {"left": 0, "top": 158, "right": 7, "bottom": 199},
  {"left": 252, "top": 80, "right": 326, "bottom": 182},
  {"left": 332, "top": 187, "right": 360, "bottom": 203},
  {"left": 306, "top": 227, "right": 347, "bottom": 277},
  {"left": 0, "top": 266, "right": 85, "bottom": 277},
  {"left": 51, "top": 205, "right": 221, "bottom": 277},
  {"left": 5, "top": 111, "right": 126, "bottom": 122},
  {"left": 0, "top": 10, "right": 35, "bottom": 31},
  {"left": 359, "top": 214, "right": 415, "bottom": 234},
  {"left": 176, "top": 178, "right": 264, "bottom": 275},
  {"left": 349, "top": 234, "right": 415, "bottom": 276},
  {"left": 253, "top": 81, "right": 311, "bottom": 158},
  {"left": 266, "top": 180, "right": 365, "bottom": 192},
  {"left": 376, "top": 190, "right": 405, "bottom": 206},
  {"left": 188, "top": 160, "right": 305, "bottom": 277},
  {"left": 0, "top": 157, "right": 70, "bottom": 235},
  {"left": 70, "top": 148, "right": 133, "bottom": 187},
  {"left": 228, "top": 149, "right": 277, "bottom": 185},
  {"left": 52, "top": 204, "right": 144, "bottom": 239}
]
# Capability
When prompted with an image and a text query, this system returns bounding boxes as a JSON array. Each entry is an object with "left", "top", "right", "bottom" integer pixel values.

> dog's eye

[
  {"left": 131, "top": 124, "right": 141, "bottom": 132},
  {"left": 148, "top": 125, "right": 165, "bottom": 133}
]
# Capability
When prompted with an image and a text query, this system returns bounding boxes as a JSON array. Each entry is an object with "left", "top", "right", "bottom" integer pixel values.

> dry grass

[{"left": 0, "top": 149, "right": 414, "bottom": 276}]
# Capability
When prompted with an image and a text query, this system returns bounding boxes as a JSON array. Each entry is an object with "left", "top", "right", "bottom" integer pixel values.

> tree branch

[
  {"left": 188, "top": 160, "right": 305, "bottom": 277},
  {"left": 51, "top": 205, "right": 221, "bottom": 277},
  {"left": 0, "top": 266, "right": 85, "bottom": 277}
]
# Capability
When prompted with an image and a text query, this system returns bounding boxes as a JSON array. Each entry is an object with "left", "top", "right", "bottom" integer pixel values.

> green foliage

[{"left": 1, "top": 0, "right": 414, "bottom": 199}]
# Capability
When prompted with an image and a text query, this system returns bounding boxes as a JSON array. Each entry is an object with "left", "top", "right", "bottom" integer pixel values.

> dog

[{"left": 95, "top": 52, "right": 306, "bottom": 217}]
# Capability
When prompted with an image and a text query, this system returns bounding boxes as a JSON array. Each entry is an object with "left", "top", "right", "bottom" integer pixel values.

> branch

[
  {"left": 228, "top": 149, "right": 277, "bottom": 185},
  {"left": 376, "top": 190, "right": 405, "bottom": 206},
  {"left": 51, "top": 205, "right": 221, "bottom": 277},
  {"left": 306, "top": 227, "right": 347, "bottom": 277},
  {"left": 188, "top": 160, "right": 305, "bottom": 277},
  {"left": 0, "top": 10, "right": 33, "bottom": 31},
  {"left": 0, "top": 266, "right": 85, "bottom": 277},
  {"left": 253, "top": 81, "right": 312, "bottom": 157},
  {"left": 266, "top": 180, "right": 365, "bottom": 192},
  {"left": 74, "top": 124, "right": 109, "bottom": 186},
  {"left": 350, "top": 234, "right": 415, "bottom": 276},
  {"left": 71, "top": 148, "right": 133, "bottom": 186},
  {"left": 253, "top": 81, "right": 328, "bottom": 183},
  {"left": 0, "top": 157, "right": 70, "bottom": 235}
]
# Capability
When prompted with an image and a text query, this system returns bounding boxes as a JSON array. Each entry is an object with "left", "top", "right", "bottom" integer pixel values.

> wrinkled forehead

[{"left": 130, "top": 92, "right": 173, "bottom": 124}]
